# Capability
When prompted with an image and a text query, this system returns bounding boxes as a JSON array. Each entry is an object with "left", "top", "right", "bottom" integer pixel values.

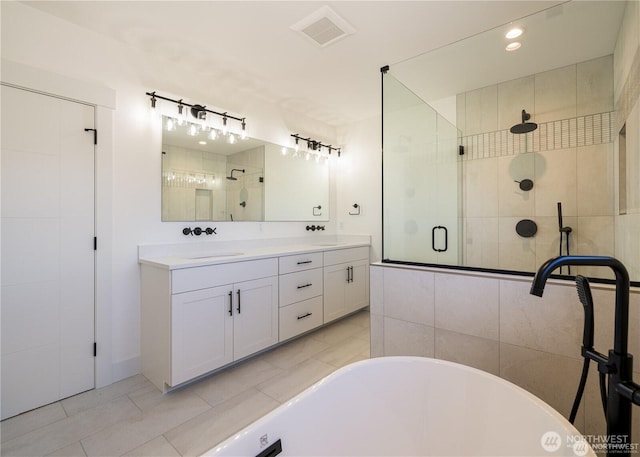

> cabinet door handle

[
  {"left": 297, "top": 283, "right": 312, "bottom": 289},
  {"left": 297, "top": 312, "right": 312, "bottom": 320},
  {"left": 297, "top": 260, "right": 312, "bottom": 265},
  {"left": 228, "top": 291, "right": 233, "bottom": 316},
  {"left": 236, "top": 289, "right": 241, "bottom": 313},
  {"left": 347, "top": 266, "right": 354, "bottom": 283}
]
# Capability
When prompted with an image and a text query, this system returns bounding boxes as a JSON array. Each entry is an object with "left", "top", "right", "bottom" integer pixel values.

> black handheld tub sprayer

[{"left": 531, "top": 256, "right": 640, "bottom": 457}]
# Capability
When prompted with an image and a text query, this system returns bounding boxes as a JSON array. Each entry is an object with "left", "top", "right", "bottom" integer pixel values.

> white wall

[
  {"left": 0, "top": 2, "right": 353, "bottom": 382},
  {"left": 337, "top": 116, "right": 383, "bottom": 262}
]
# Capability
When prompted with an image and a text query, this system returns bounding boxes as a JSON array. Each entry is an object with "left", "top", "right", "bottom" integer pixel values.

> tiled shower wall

[
  {"left": 370, "top": 263, "right": 640, "bottom": 439},
  {"left": 457, "top": 55, "right": 616, "bottom": 278},
  {"left": 613, "top": 0, "right": 640, "bottom": 281},
  {"left": 161, "top": 144, "right": 227, "bottom": 221},
  {"left": 226, "top": 146, "right": 264, "bottom": 221}
]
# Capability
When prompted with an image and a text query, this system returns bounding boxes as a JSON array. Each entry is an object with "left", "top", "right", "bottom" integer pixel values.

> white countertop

[{"left": 138, "top": 235, "right": 370, "bottom": 270}]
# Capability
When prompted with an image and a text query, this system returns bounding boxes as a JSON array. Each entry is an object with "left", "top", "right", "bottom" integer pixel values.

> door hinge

[
  {"left": 84, "top": 128, "right": 97, "bottom": 145},
  {"left": 93, "top": 342, "right": 97, "bottom": 357},
  {"left": 94, "top": 237, "right": 97, "bottom": 251}
]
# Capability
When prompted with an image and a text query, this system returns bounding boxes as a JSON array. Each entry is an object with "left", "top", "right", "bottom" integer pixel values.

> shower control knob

[
  {"left": 183, "top": 227, "right": 193, "bottom": 236},
  {"left": 193, "top": 227, "right": 202, "bottom": 236},
  {"left": 515, "top": 179, "right": 534, "bottom": 191}
]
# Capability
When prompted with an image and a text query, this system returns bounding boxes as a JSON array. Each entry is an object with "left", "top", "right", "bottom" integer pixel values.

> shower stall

[{"left": 380, "top": 1, "right": 634, "bottom": 282}]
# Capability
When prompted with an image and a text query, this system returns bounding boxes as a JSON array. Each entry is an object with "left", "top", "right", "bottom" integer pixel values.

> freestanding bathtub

[{"left": 204, "top": 357, "right": 595, "bottom": 457}]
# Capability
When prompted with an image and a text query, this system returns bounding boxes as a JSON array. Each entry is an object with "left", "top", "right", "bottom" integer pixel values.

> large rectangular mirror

[{"left": 161, "top": 116, "right": 329, "bottom": 221}]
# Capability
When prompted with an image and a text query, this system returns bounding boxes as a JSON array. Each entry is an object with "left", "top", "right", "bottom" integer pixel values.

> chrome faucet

[{"left": 530, "top": 255, "right": 639, "bottom": 457}]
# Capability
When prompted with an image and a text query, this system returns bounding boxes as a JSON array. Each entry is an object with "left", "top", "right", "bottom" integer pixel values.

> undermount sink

[{"left": 184, "top": 252, "right": 244, "bottom": 259}]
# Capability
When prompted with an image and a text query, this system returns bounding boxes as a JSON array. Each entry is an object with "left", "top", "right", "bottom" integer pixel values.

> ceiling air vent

[{"left": 291, "top": 6, "right": 356, "bottom": 48}]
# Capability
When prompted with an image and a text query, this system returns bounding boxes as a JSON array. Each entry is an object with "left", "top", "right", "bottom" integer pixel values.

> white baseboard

[{"left": 111, "top": 356, "right": 141, "bottom": 383}]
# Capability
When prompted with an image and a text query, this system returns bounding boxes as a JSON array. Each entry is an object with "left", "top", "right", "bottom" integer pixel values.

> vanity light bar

[
  {"left": 146, "top": 91, "right": 246, "bottom": 132},
  {"left": 290, "top": 133, "right": 341, "bottom": 157}
]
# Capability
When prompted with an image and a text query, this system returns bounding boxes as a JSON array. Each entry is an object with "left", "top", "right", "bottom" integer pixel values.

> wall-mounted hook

[
  {"left": 349, "top": 203, "right": 361, "bottom": 215},
  {"left": 313, "top": 205, "right": 322, "bottom": 216},
  {"left": 240, "top": 201, "right": 246, "bottom": 207}
]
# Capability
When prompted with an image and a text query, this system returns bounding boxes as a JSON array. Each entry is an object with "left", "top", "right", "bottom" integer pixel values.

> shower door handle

[{"left": 432, "top": 226, "right": 448, "bottom": 252}]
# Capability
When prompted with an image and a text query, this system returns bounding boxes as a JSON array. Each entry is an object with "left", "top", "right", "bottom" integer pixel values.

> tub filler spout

[{"left": 530, "top": 255, "right": 640, "bottom": 457}]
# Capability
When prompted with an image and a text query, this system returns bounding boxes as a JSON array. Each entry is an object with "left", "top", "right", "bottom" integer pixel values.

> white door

[
  {"left": 1, "top": 85, "right": 96, "bottom": 419},
  {"left": 323, "top": 263, "right": 349, "bottom": 323},
  {"left": 171, "top": 285, "right": 234, "bottom": 386},
  {"left": 346, "top": 260, "right": 370, "bottom": 313},
  {"left": 233, "top": 276, "right": 278, "bottom": 360}
]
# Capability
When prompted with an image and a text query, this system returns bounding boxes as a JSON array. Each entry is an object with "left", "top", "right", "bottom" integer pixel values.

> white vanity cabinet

[
  {"left": 140, "top": 239, "right": 370, "bottom": 391},
  {"left": 278, "top": 252, "right": 324, "bottom": 341},
  {"left": 323, "top": 247, "right": 370, "bottom": 323},
  {"left": 141, "top": 258, "right": 278, "bottom": 391}
]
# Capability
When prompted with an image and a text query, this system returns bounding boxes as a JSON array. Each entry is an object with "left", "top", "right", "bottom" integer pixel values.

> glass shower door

[{"left": 382, "top": 71, "right": 461, "bottom": 265}]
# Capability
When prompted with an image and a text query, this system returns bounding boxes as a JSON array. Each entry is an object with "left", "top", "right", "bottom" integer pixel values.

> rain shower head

[
  {"left": 510, "top": 109, "right": 538, "bottom": 134},
  {"left": 227, "top": 168, "right": 245, "bottom": 180}
]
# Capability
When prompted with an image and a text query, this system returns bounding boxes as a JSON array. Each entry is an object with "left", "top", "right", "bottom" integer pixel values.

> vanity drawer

[
  {"left": 279, "top": 252, "right": 323, "bottom": 274},
  {"left": 279, "top": 296, "right": 323, "bottom": 342},
  {"left": 323, "top": 246, "right": 369, "bottom": 266},
  {"left": 172, "top": 258, "right": 278, "bottom": 294},
  {"left": 279, "top": 268, "right": 323, "bottom": 306}
]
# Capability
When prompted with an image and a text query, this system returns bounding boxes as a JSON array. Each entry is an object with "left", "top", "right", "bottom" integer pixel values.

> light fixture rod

[
  {"left": 145, "top": 91, "right": 245, "bottom": 123},
  {"left": 290, "top": 133, "right": 341, "bottom": 156}
]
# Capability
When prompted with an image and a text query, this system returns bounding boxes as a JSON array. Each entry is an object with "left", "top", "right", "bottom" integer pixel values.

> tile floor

[{"left": 1, "top": 310, "right": 370, "bottom": 457}]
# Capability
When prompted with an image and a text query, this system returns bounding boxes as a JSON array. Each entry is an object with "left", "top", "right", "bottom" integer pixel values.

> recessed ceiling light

[
  {"left": 505, "top": 42, "right": 522, "bottom": 52},
  {"left": 505, "top": 27, "right": 524, "bottom": 39}
]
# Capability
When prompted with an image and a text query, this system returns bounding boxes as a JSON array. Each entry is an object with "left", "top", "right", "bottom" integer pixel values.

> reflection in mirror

[{"left": 161, "top": 116, "right": 330, "bottom": 222}]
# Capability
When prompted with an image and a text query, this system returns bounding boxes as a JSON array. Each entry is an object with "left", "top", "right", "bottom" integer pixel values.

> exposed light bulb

[
  {"left": 166, "top": 117, "right": 176, "bottom": 131},
  {"left": 281, "top": 147, "right": 287, "bottom": 156},
  {"left": 188, "top": 123, "right": 198, "bottom": 136},
  {"left": 241, "top": 119, "right": 247, "bottom": 140},
  {"left": 305, "top": 152, "right": 310, "bottom": 161},
  {"left": 208, "top": 129, "right": 218, "bottom": 140},
  {"left": 294, "top": 137, "right": 300, "bottom": 152},
  {"left": 228, "top": 133, "right": 236, "bottom": 144},
  {"left": 315, "top": 154, "right": 320, "bottom": 163},
  {"left": 222, "top": 116, "right": 228, "bottom": 136}
]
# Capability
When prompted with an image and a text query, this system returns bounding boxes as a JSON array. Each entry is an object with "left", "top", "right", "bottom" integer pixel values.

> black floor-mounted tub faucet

[{"left": 531, "top": 255, "right": 640, "bottom": 457}]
